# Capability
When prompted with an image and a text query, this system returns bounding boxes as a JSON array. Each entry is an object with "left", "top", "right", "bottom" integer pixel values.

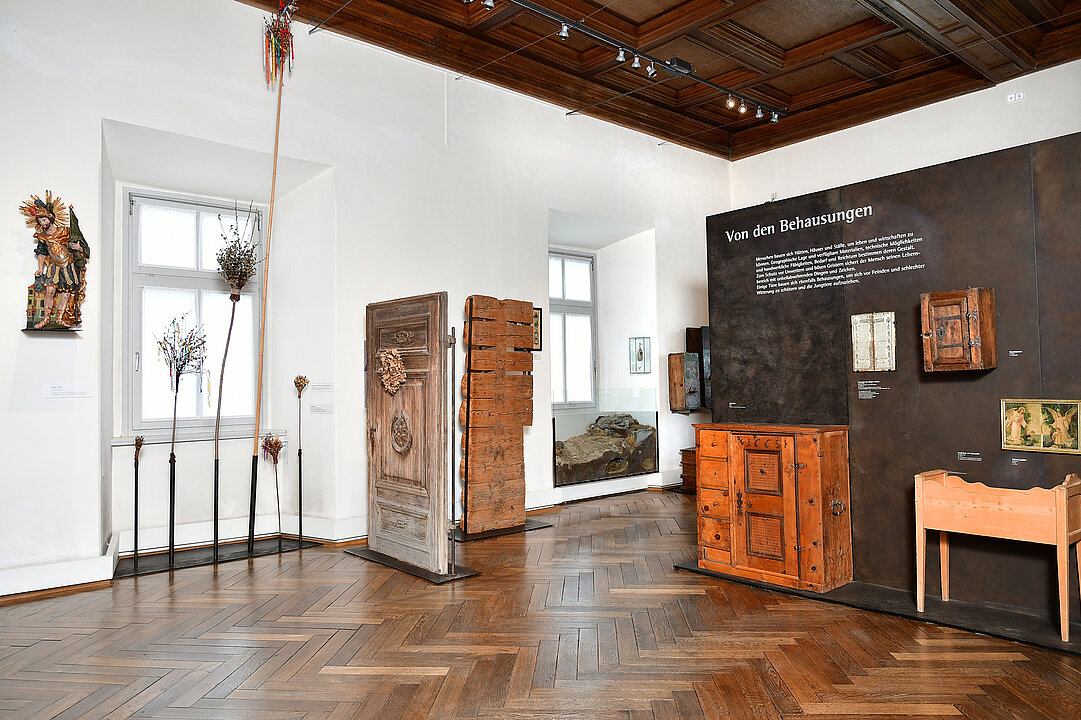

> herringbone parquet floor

[{"left": 3, "top": 490, "right": 1081, "bottom": 719}]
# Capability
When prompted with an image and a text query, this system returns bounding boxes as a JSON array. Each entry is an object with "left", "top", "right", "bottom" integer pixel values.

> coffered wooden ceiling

[{"left": 242, "top": 0, "right": 1081, "bottom": 159}]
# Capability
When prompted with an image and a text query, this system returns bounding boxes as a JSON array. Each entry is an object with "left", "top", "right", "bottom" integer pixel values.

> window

[
  {"left": 549, "top": 251, "right": 597, "bottom": 407},
  {"left": 124, "top": 190, "right": 263, "bottom": 438}
]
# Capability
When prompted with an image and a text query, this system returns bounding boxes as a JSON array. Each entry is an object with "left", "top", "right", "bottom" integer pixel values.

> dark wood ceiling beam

[
  {"left": 1036, "top": 13, "right": 1081, "bottom": 64},
  {"left": 635, "top": 0, "right": 741, "bottom": 48},
  {"left": 836, "top": 44, "right": 902, "bottom": 81},
  {"left": 729, "top": 65, "right": 990, "bottom": 159},
  {"left": 935, "top": 1, "right": 1040, "bottom": 69},
  {"left": 785, "top": 18, "right": 901, "bottom": 67},
  {"left": 242, "top": 0, "right": 735, "bottom": 156},
  {"left": 700, "top": 22, "right": 785, "bottom": 74},
  {"left": 854, "top": 0, "right": 1006, "bottom": 81}
]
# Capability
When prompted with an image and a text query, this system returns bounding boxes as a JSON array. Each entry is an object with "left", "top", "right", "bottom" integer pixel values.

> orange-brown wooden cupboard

[{"left": 694, "top": 423, "right": 853, "bottom": 592}]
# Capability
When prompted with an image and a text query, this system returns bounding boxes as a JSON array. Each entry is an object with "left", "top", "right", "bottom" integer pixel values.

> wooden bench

[{"left": 914, "top": 469, "right": 1081, "bottom": 641}]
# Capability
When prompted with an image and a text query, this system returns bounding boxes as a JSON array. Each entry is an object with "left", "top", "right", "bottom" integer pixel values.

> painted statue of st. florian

[{"left": 20, "top": 191, "right": 90, "bottom": 330}]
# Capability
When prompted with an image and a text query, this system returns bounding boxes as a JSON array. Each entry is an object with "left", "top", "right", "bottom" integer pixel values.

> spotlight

[
  {"left": 482, "top": 0, "right": 493, "bottom": 8},
  {"left": 463, "top": 0, "right": 474, "bottom": 3},
  {"left": 616, "top": 48, "right": 625, "bottom": 63},
  {"left": 726, "top": 94, "right": 736, "bottom": 109},
  {"left": 738, "top": 100, "right": 747, "bottom": 114},
  {"left": 646, "top": 62, "right": 656, "bottom": 78},
  {"left": 771, "top": 111, "right": 779, "bottom": 123},
  {"left": 755, "top": 106, "right": 763, "bottom": 119},
  {"left": 631, "top": 55, "right": 640, "bottom": 69},
  {"left": 559, "top": 23, "right": 569, "bottom": 39}
]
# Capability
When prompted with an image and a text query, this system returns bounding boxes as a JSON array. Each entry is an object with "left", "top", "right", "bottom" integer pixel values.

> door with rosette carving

[
  {"left": 366, "top": 292, "right": 448, "bottom": 573},
  {"left": 729, "top": 432, "right": 799, "bottom": 580}
]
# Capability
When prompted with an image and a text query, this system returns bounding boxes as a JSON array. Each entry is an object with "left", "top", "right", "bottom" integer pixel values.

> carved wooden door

[
  {"left": 366, "top": 292, "right": 448, "bottom": 574},
  {"left": 729, "top": 433, "right": 799, "bottom": 579}
]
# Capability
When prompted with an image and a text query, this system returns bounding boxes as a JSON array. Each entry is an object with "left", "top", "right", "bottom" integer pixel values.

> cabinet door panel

[{"left": 729, "top": 433, "right": 799, "bottom": 578}]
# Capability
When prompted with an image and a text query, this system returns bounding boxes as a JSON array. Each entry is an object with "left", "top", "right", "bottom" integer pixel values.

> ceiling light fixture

[
  {"left": 771, "top": 111, "right": 779, "bottom": 123},
  {"left": 756, "top": 106, "right": 763, "bottom": 119},
  {"left": 738, "top": 100, "right": 747, "bottom": 114},
  {"left": 463, "top": 0, "right": 786, "bottom": 123},
  {"left": 646, "top": 62, "right": 656, "bottom": 78}
]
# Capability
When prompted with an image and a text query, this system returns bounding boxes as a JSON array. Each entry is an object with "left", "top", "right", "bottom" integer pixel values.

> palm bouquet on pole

[
  {"left": 157, "top": 316, "right": 207, "bottom": 568},
  {"left": 212, "top": 209, "right": 259, "bottom": 561}
]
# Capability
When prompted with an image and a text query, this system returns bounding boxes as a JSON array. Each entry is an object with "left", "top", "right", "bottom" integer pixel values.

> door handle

[
  {"left": 736, "top": 490, "right": 743, "bottom": 516},
  {"left": 368, "top": 423, "right": 377, "bottom": 452}
]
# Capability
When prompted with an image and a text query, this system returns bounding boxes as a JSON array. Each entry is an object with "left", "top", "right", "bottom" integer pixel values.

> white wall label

[
  {"left": 310, "top": 383, "right": 334, "bottom": 393},
  {"left": 1011, "top": 457, "right": 1028, "bottom": 466},
  {"left": 857, "top": 380, "right": 890, "bottom": 399},
  {"left": 43, "top": 384, "right": 93, "bottom": 398},
  {"left": 310, "top": 404, "right": 334, "bottom": 414},
  {"left": 1008, "top": 350, "right": 1023, "bottom": 357},
  {"left": 957, "top": 451, "right": 982, "bottom": 462}
]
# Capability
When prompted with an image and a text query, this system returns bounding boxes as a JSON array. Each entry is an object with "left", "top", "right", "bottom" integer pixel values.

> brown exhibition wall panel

[{"left": 705, "top": 131, "right": 1081, "bottom": 620}]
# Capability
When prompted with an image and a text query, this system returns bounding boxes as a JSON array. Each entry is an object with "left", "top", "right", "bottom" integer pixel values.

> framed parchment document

[{"left": 851, "top": 312, "right": 896, "bottom": 372}]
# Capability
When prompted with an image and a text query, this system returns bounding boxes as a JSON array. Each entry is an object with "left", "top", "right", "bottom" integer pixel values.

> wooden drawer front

[
  {"left": 699, "top": 430, "right": 728, "bottom": 458},
  {"left": 699, "top": 544, "right": 731, "bottom": 568},
  {"left": 698, "top": 459, "right": 728, "bottom": 489},
  {"left": 698, "top": 487, "right": 729, "bottom": 518},
  {"left": 699, "top": 515, "right": 730, "bottom": 550}
]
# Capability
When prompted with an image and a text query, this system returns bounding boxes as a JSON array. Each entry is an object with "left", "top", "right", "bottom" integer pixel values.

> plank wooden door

[
  {"left": 460, "top": 296, "right": 534, "bottom": 534},
  {"left": 366, "top": 292, "right": 448, "bottom": 574},
  {"left": 729, "top": 433, "right": 799, "bottom": 579}
]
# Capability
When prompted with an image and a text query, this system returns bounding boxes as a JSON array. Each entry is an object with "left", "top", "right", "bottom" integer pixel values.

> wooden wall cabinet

[
  {"left": 920, "top": 287, "right": 996, "bottom": 371},
  {"left": 694, "top": 423, "right": 852, "bottom": 592},
  {"left": 668, "top": 352, "right": 701, "bottom": 413}
]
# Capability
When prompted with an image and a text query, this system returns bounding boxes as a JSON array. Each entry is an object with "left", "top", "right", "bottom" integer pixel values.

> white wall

[
  {"left": 0, "top": 0, "right": 729, "bottom": 594},
  {"left": 731, "top": 60, "right": 1081, "bottom": 208}
]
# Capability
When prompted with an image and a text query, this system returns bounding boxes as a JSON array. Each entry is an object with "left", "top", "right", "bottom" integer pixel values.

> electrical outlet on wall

[{"left": 1006, "top": 91, "right": 1025, "bottom": 103}]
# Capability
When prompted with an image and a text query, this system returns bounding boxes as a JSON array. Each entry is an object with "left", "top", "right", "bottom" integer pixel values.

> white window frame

[
  {"left": 549, "top": 250, "right": 598, "bottom": 410},
  {"left": 122, "top": 188, "right": 264, "bottom": 441}
]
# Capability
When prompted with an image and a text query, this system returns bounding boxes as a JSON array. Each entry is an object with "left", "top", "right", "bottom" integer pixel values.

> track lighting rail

[{"left": 504, "top": 0, "right": 786, "bottom": 121}]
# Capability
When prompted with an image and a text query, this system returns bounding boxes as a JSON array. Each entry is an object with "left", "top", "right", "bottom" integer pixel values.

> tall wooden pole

[{"left": 248, "top": 72, "right": 285, "bottom": 555}]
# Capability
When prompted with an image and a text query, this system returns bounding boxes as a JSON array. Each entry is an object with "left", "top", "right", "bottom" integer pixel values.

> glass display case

[{"left": 553, "top": 389, "right": 658, "bottom": 487}]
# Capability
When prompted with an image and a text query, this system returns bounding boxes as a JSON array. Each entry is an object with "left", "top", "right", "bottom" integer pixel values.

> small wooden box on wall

[
  {"left": 668, "top": 352, "right": 701, "bottom": 413},
  {"left": 920, "top": 287, "right": 996, "bottom": 372}
]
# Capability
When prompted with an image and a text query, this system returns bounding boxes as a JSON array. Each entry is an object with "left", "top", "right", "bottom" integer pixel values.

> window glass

[
  {"left": 203, "top": 291, "right": 255, "bottom": 416},
  {"left": 141, "top": 287, "right": 198, "bottom": 421},
  {"left": 548, "top": 257, "right": 563, "bottom": 299},
  {"left": 550, "top": 312, "right": 565, "bottom": 404},
  {"left": 140, "top": 205, "right": 197, "bottom": 269},
  {"left": 565, "top": 313, "right": 593, "bottom": 403},
  {"left": 563, "top": 258, "right": 591, "bottom": 302}
]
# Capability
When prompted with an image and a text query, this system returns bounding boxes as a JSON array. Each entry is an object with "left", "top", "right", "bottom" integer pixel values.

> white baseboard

[
  {"left": 559, "top": 473, "right": 657, "bottom": 503},
  {"left": 526, "top": 487, "right": 563, "bottom": 511},
  {"left": 0, "top": 535, "right": 119, "bottom": 598}
]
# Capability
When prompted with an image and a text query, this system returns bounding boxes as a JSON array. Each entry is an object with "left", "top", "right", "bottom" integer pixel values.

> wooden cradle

[{"left": 914, "top": 469, "right": 1081, "bottom": 641}]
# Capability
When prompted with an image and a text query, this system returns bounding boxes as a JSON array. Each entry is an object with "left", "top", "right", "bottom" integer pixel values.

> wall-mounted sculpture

[
  {"left": 20, "top": 191, "right": 90, "bottom": 330},
  {"left": 460, "top": 296, "right": 534, "bottom": 534}
]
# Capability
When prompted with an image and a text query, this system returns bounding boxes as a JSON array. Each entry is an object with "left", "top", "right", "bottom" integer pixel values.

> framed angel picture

[{"left": 1001, "top": 399, "right": 1081, "bottom": 455}]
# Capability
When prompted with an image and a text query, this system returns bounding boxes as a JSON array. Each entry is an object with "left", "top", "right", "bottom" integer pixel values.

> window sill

[{"left": 111, "top": 426, "right": 287, "bottom": 447}]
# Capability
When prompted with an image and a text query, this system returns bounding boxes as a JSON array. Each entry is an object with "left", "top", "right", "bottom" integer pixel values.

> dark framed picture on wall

[{"left": 531, "top": 307, "right": 542, "bottom": 351}]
